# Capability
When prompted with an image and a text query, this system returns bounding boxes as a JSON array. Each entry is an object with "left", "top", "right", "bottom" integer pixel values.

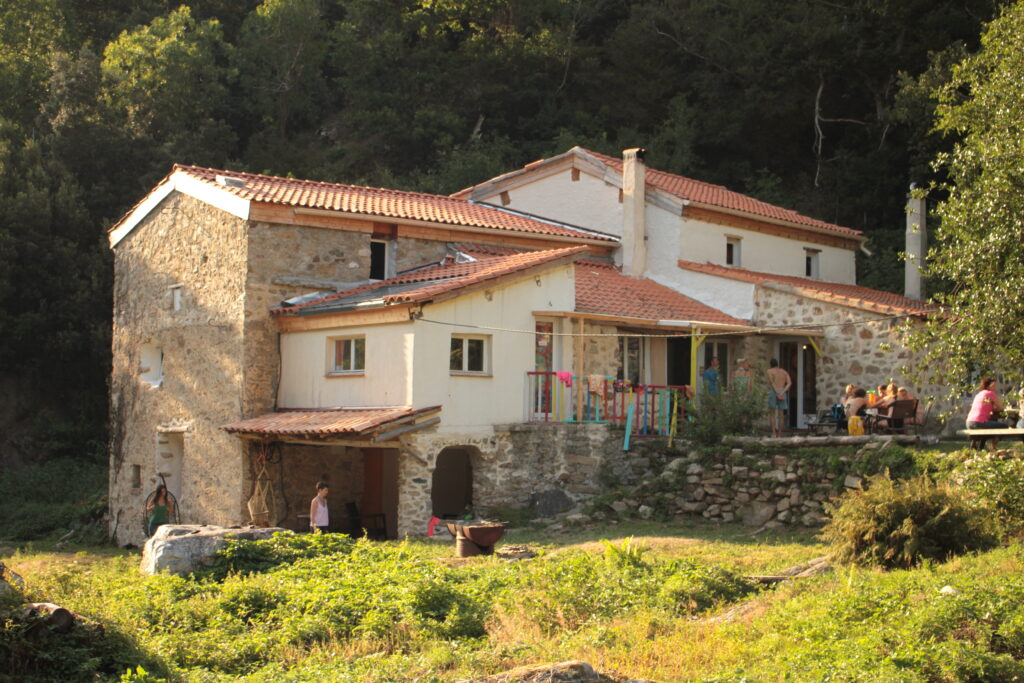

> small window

[
  {"left": 131, "top": 464, "right": 142, "bottom": 489},
  {"left": 450, "top": 335, "right": 489, "bottom": 374},
  {"left": 330, "top": 337, "right": 365, "bottom": 374},
  {"left": 370, "top": 240, "right": 394, "bottom": 280},
  {"left": 726, "top": 237, "right": 741, "bottom": 266},
  {"left": 805, "top": 249, "right": 820, "bottom": 279},
  {"left": 169, "top": 284, "right": 183, "bottom": 312},
  {"left": 617, "top": 337, "right": 646, "bottom": 386},
  {"left": 139, "top": 344, "right": 163, "bottom": 387}
]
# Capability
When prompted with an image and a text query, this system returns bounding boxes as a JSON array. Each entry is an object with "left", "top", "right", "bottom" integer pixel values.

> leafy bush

[
  {"left": 821, "top": 473, "right": 999, "bottom": 568},
  {"left": 955, "top": 451, "right": 1024, "bottom": 538},
  {"left": 687, "top": 387, "right": 767, "bottom": 446},
  {"left": 203, "top": 531, "right": 356, "bottom": 579}
]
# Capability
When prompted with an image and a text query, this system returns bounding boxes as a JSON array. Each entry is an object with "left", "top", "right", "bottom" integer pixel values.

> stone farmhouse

[{"left": 107, "top": 149, "right": 934, "bottom": 544}]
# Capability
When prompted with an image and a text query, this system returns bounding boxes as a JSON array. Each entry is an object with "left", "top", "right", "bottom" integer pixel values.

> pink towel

[
  {"left": 427, "top": 515, "right": 440, "bottom": 537},
  {"left": 555, "top": 371, "right": 573, "bottom": 387}
]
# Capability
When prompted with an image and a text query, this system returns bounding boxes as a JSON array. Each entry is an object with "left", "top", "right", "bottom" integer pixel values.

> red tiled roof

[
  {"left": 677, "top": 260, "right": 936, "bottom": 316},
  {"left": 222, "top": 406, "right": 440, "bottom": 437},
  {"left": 274, "top": 246, "right": 587, "bottom": 315},
  {"left": 171, "top": 164, "right": 615, "bottom": 242},
  {"left": 582, "top": 150, "right": 861, "bottom": 238},
  {"left": 575, "top": 261, "right": 750, "bottom": 327}
]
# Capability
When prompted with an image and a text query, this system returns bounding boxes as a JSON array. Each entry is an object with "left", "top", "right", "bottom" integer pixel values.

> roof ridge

[{"left": 176, "top": 164, "right": 492, "bottom": 204}]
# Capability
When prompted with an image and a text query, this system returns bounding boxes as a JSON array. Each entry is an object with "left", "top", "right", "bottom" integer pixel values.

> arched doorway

[{"left": 432, "top": 447, "right": 475, "bottom": 518}]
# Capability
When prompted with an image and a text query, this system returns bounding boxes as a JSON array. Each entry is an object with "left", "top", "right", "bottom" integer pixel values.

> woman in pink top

[{"left": 967, "top": 377, "right": 1007, "bottom": 429}]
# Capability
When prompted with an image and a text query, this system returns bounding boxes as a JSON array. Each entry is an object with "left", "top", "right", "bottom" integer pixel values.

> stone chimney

[
  {"left": 904, "top": 185, "right": 927, "bottom": 300},
  {"left": 621, "top": 148, "right": 647, "bottom": 276}
]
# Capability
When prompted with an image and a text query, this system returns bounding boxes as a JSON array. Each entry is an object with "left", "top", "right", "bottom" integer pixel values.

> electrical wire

[{"left": 415, "top": 310, "right": 923, "bottom": 339}]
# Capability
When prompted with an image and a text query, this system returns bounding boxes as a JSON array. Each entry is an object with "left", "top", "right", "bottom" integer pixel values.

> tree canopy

[
  {"left": 0, "top": 0, "right": 1008, "bottom": 459},
  {"left": 905, "top": 0, "right": 1024, "bottom": 399}
]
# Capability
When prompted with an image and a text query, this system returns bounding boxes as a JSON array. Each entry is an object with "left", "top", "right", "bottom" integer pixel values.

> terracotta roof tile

[
  {"left": 222, "top": 406, "right": 439, "bottom": 437},
  {"left": 583, "top": 150, "right": 861, "bottom": 237},
  {"left": 677, "top": 260, "right": 936, "bottom": 316},
  {"left": 575, "top": 261, "right": 750, "bottom": 327},
  {"left": 172, "top": 164, "right": 616, "bottom": 242},
  {"left": 275, "top": 246, "right": 587, "bottom": 315}
]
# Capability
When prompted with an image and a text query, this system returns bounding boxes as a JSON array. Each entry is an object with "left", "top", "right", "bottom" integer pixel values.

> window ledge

[
  {"left": 450, "top": 371, "right": 493, "bottom": 378},
  {"left": 325, "top": 371, "right": 365, "bottom": 378}
]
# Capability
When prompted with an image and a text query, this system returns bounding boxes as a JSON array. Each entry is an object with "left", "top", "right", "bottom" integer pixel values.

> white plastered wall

[
  {"left": 412, "top": 264, "right": 576, "bottom": 430},
  {"left": 500, "top": 168, "right": 624, "bottom": 237},
  {"left": 278, "top": 263, "right": 576, "bottom": 428},
  {"left": 678, "top": 213, "right": 856, "bottom": 284},
  {"left": 279, "top": 322, "right": 414, "bottom": 408}
]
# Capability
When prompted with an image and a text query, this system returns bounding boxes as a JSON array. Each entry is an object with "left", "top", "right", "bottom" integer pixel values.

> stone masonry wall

[
  {"left": 755, "top": 287, "right": 948, "bottom": 424},
  {"left": 394, "top": 424, "right": 679, "bottom": 536},
  {"left": 110, "top": 193, "right": 249, "bottom": 546}
]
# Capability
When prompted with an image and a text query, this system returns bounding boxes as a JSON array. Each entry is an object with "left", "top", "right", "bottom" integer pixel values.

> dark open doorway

[
  {"left": 432, "top": 447, "right": 475, "bottom": 518},
  {"left": 667, "top": 337, "right": 692, "bottom": 386}
]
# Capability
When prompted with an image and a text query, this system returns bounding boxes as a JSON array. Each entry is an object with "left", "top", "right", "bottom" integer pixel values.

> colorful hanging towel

[
  {"left": 427, "top": 515, "right": 440, "bottom": 537},
  {"left": 587, "top": 374, "right": 606, "bottom": 398},
  {"left": 555, "top": 371, "right": 573, "bottom": 387}
]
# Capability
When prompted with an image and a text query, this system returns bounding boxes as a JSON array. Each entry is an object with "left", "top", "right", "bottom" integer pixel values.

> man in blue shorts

[{"left": 766, "top": 358, "right": 792, "bottom": 437}]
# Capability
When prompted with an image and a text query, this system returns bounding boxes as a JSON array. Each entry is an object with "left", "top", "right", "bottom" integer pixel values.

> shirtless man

[{"left": 766, "top": 358, "right": 792, "bottom": 437}]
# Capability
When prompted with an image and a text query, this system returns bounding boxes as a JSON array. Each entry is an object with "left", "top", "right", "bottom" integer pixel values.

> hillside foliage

[{"left": 0, "top": 0, "right": 1004, "bottom": 462}]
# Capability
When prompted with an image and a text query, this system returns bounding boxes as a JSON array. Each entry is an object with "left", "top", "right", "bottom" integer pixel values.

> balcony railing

[{"left": 525, "top": 372, "right": 689, "bottom": 437}]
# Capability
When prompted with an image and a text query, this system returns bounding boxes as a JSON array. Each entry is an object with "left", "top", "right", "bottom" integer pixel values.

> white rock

[{"left": 140, "top": 524, "right": 290, "bottom": 576}]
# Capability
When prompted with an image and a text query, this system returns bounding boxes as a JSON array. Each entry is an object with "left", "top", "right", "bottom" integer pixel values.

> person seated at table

[
  {"left": 967, "top": 377, "right": 1008, "bottom": 446},
  {"left": 876, "top": 383, "right": 898, "bottom": 409},
  {"left": 839, "top": 384, "right": 856, "bottom": 410},
  {"left": 842, "top": 387, "right": 869, "bottom": 428}
]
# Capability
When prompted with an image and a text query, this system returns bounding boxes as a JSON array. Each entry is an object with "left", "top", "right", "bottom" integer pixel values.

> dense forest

[{"left": 0, "top": 0, "right": 1003, "bottom": 463}]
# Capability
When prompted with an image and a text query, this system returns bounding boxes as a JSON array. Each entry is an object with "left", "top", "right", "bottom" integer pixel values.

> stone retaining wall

[{"left": 589, "top": 438, "right": 910, "bottom": 528}]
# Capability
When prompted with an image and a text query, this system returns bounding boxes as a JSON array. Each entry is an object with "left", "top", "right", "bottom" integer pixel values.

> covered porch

[{"left": 222, "top": 406, "right": 441, "bottom": 539}]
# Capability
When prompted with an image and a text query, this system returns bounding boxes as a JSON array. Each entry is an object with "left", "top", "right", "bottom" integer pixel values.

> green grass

[
  {"left": 4, "top": 438, "right": 1020, "bottom": 681},
  {"left": 6, "top": 520, "right": 1023, "bottom": 682}
]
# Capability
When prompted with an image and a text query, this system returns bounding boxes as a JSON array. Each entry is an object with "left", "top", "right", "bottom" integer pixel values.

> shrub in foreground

[
  {"left": 955, "top": 451, "right": 1024, "bottom": 538},
  {"left": 821, "top": 473, "right": 998, "bottom": 568}
]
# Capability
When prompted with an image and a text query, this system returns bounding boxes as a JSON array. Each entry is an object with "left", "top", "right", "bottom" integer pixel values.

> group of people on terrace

[{"left": 838, "top": 382, "right": 921, "bottom": 433}]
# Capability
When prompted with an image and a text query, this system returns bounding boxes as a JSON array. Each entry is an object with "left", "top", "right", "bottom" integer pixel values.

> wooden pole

[{"left": 575, "top": 315, "right": 585, "bottom": 421}]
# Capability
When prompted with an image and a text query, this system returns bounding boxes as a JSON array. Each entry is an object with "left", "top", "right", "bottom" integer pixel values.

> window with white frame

[
  {"left": 725, "top": 236, "right": 741, "bottom": 266},
  {"left": 450, "top": 335, "right": 489, "bottom": 374},
  {"left": 329, "top": 336, "right": 365, "bottom": 374},
  {"left": 804, "top": 248, "right": 820, "bottom": 279}
]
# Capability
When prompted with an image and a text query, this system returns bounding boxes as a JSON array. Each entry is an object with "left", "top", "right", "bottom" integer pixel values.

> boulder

[
  {"left": 467, "top": 659, "right": 647, "bottom": 682},
  {"left": 531, "top": 489, "right": 574, "bottom": 518},
  {"left": 739, "top": 501, "right": 777, "bottom": 527},
  {"left": 140, "top": 524, "right": 290, "bottom": 576}
]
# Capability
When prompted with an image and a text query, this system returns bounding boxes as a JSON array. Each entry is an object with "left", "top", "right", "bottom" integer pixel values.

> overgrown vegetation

[
  {"left": 687, "top": 387, "right": 769, "bottom": 446},
  {"left": 8, "top": 528, "right": 1024, "bottom": 681},
  {"left": 0, "top": 457, "right": 107, "bottom": 542},
  {"left": 8, "top": 533, "right": 758, "bottom": 680},
  {"left": 821, "top": 472, "right": 999, "bottom": 569}
]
